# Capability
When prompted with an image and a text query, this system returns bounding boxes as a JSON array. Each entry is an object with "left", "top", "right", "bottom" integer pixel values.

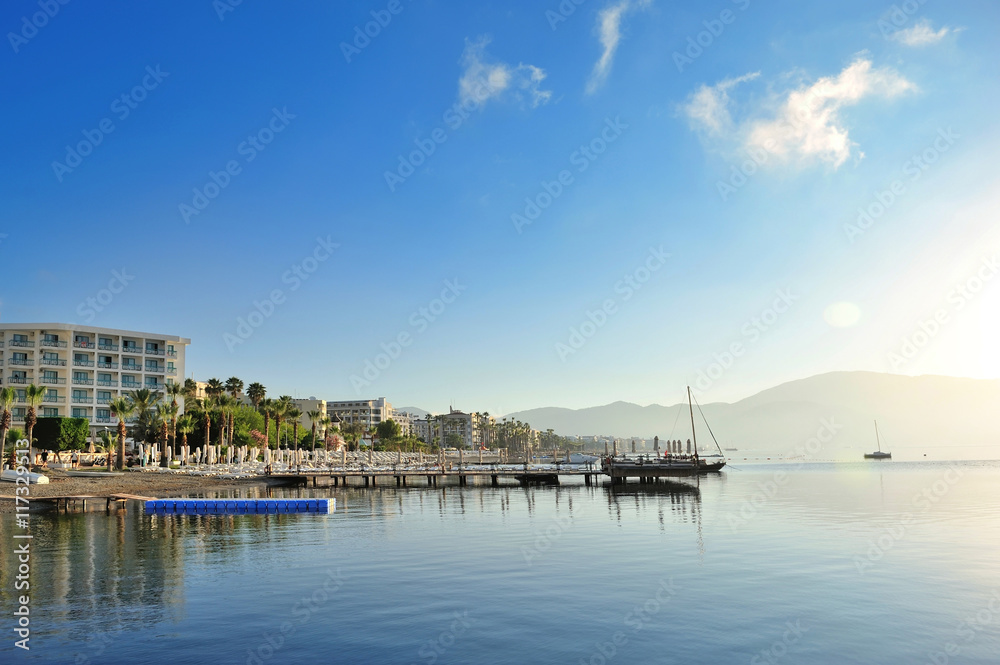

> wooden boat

[
  {"left": 864, "top": 420, "right": 892, "bottom": 460},
  {"left": 65, "top": 470, "right": 125, "bottom": 477},
  {"left": 1, "top": 468, "right": 50, "bottom": 484},
  {"left": 602, "top": 387, "right": 727, "bottom": 479}
]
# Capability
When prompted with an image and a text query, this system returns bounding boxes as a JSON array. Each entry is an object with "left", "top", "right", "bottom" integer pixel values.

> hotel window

[
  {"left": 75, "top": 335, "right": 89, "bottom": 344},
  {"left": 97, "top": 391, "right": 111, "bottom": 401},
  {"left": 42, "top": 352, "right": 58, "bottom": 361},
  {"left": 45, "top": 389, "right": 58, "bottom": 399},
  {"left": 42, "top": 371, "right": 58, "bottom": 381},
  {"left": 13, "top": 408, "right": 26, "bottom": 418},
  {"left": 99, "top": 337, "right": 113, "bottom": 346},
  {"left": 72, "top": 408, "right": 88, "bottom": 418},
  {"left": 12, "top": 352, "right": 27, "bottom": 362},
  {"left": 42, "top": 408, "right": 58, "bottom": 417},
  {"left": 11, "top": 371, "right": 27, "bottom": 381},
  {"left": 73, "top": 390, "right": 88, "bottom": 399},
  {"left": 74, "top": 372, "right": 88, "bottom": 381},
  {"left": 146, "top": 342, "right": 159, "bottom": 352},
  {"left": 43, "top": 333, "right": 59, "bottom": 343},
  {"left": 13, "top": 334, "right": 27, "bottom": 342},
  {"left": 98, "top": 373, "right": 112, "bottom": 382},
  {"left": 97, "top": 409, "right": 110, "bottom": 419},
  {"left": 123, "top": 340, "right": 138, "bottom": 350}
]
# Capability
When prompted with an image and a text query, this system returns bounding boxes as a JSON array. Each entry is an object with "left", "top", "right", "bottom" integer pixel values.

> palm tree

[
  {"left": 109, "top": 397, "right": 135, "bottom": 471},
  {"left": 176, "top": 414, "right": 194, "bottom": 465},
  {"left": 246, "top": 382, "right": 266, "bottom": 410},
  {"left": 205, "top": 378, "right": 224, "bottom": 399},
  {"left": 156, "top": 403, "right": 173, "bottom": 467},
  {"left": 200, "top": 398, "right": 214, "bottom": 461},
  {"left": 225, "top": 377, "right": 244, "bottom": 399},
  {"left": 286, "top": 405, "right": 303, "bottom": 455},
  {"left": 155, "top": 403, "right": 170, "bottom": 467},
  {"left": 165, "top": 382, "right": 184, "bottom": 458},
  {"left": 182, "top": 378, "right": 198, "bottom": 402},
  {"left": 1, "top": 387, "right": 15, "bottom": 465},
  {"left": 23, "top": 384, "right": 45, "bottom": 467},
  {"left": 216, "top": 395, "right": 236, "bottom": 448},
  {"left": 126, "top": 387, "right": 161, "bottom": 446},
  {"left": 320, "top": 416, "right": 331, "bottom": 449},
  {"left": 261, "top": 398, "right": 274, "bottom": 449},
  {"left": 306, "top": 409, "right": 323, "bottom": 452},
  {"left": 272, "top": 397, "right": 291, "bottom": 448}
]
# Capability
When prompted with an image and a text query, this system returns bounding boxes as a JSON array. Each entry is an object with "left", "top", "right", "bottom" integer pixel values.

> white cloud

[
  {"left": 458, "top": 37, "right": 552, "bottom": 109},
  {"left": 683, "top": 72, "right": 760, "bottom": 135},
  {"left": 684, "top": 57, "right": 916, "bottom": 169},
  {"left": 890, "top": 19, "right": 955, "bottom": 46},
  {"left": 586, "top": 0, "right": 651, "bottom": 95}
]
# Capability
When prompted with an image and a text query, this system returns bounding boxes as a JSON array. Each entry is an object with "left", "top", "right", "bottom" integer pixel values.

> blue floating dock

[{"left": 145, "top": 498, "right": 333, "bottom": 515}]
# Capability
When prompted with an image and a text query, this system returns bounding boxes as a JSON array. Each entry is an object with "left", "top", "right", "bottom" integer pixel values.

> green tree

[
  {"left": 285, "top": 405, "right": 302, "bottom": 454},
  {"left": 126, "top": 388, "right": 161, "bottom": 445},
  {"left": 109, "top": 397, "right": 135, "bottom": 470},
  {"left": 176, "top": 415, "right": 195, "bottom": 464},
  {"left": 376, "top": 419, "right": 401, "bottom": 445},
  {"left": 306, "top": 409, "right": 323, "bottom": 452},
  {"left": 33, "top": 417, "right": 88, "bottom": 463},
  {"left": 22, "top": 384, "right": 47, "bottom": 466},
  {"left": 225, "top": 377, "right": 244, "bottom": 400},
  {"left": 246, "top": 382, "right": 266, "bottom": 410},
  {"left": 205, "top": 378, "right": 224, "bottom": 399},
  {"left": 1, "top": 387, "right": 15, "bottom": 466}
]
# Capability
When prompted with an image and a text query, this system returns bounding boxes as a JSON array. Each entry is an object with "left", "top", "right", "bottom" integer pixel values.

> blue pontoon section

[{"left": 145, "top": 498, "right": 333, "bottom": 514}]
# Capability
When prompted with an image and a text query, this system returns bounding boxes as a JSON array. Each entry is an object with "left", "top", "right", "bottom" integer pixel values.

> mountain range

[{"left": 501, "top": 372, "right": 1000, "bottom": 461}]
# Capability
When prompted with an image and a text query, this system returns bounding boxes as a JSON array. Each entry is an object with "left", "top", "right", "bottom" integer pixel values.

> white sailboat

[{"left": 864, "top": 420, "right": 892, "bottom": 460}]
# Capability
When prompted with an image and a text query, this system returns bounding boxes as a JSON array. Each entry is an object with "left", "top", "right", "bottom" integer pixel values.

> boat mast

[
  {"left": 687, "top": 386, "right": 698, "bottom": 456},
  {"left": 874, "top": 420, "right": 881, "bottom": 453}
]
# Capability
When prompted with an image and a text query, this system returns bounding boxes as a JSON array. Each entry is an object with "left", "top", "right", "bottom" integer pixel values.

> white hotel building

[{"left": 0, "top": 323, "right": 189, "bottom": 438}]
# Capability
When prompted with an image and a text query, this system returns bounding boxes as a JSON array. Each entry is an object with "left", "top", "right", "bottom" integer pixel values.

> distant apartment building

[
  {"left": 390, "top": 410, "right": 416, "bottom": 437},
  {"left": 292, "top": 398, "right": 327, "bottom": 431},
  {"left": 0, "top": 323, "right": 189, "bottom": 438},
  {"left": 414, "top": 408, "right": 495, "bottom": 448},
  {"left": 325, "top": 397, "right": 393, "bottom": 429}
]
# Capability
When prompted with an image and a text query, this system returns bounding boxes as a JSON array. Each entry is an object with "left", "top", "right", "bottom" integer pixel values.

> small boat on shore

[
  {"left": 1, "top": 468, "right": 51, "bottom": 484},
  {"left": 65, "top": 470, "right": 126, "bottom": 477},
  {"left": 864, "top": 421, "right": 892, "bottom": 460}
]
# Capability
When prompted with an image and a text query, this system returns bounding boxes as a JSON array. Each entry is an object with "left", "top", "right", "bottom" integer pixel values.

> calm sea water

[{"left": 2, "top": 461, "right": 1000, "bottom": 664}]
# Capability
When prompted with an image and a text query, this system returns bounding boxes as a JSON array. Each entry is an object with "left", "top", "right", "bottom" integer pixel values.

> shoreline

[{"left": 0, "top": 471, "right": 277, "bottom": 513}]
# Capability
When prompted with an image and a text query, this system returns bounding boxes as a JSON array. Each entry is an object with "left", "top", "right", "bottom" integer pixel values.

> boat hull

[
  {"left": 1, "top": 469, "right": 50, "bottom": 484},
  {"left": 863, "top": 453, "right": 892, "bottom": 459},
  {"left": 602, "top": 457, "right": 726, "bottom": 478}
]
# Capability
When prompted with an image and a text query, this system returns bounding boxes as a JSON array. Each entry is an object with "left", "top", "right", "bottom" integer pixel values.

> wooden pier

[
  {"left": 0, "top": 493, "right": 158, "bottom": 512},
  {"left": 268, "top": 466, "right": 604, "bottom": 488}
]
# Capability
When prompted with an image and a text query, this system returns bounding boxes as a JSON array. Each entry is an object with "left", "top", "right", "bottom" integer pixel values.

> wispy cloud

[
  {"left": 684, "top": 57, "right": 915, "bottom": 169},
  {"left": 682, "top": 72, "right": 760, "bottom": 135},
  {"left": 890, "top": 19, "right": 956, "bottom": 46},
  {"left": 586, "top": 0, "right": 651, "bottom": 95},
  {"left": 458, "top": 37, "right": 552, "bottom": 109}
]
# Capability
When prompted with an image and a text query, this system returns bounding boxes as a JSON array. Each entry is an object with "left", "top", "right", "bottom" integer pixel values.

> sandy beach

[{"left": 0, "top": 470, "right": 275, "bottom": 512}]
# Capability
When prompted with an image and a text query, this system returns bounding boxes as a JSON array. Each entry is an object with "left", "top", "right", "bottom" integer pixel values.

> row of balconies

[
  {"left": 1, "top": 339, "right": 177, "bottom": 356},
  {"left": 2, "top": 358, "right": 173, "bottom": 373}
]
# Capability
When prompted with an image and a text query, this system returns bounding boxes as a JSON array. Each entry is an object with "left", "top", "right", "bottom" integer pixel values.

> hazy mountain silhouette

[{"left": 505, "top": 372, "right": 1000, "bottom": 461}]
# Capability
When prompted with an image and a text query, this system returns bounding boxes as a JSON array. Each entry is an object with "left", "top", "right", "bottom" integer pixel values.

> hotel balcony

[
  {"left": 41, "top": 339, "right": 68, "bottom": 348},
  {"left": 74, "top": 360, "right": 95, "bottom": 367},
  {"left": 146, "top": 348, "right": 165, "bottom": 356},
  {"left": 73, "top": 340, "right": 95, "bottom": 349},
  {"left": 98, "top": 343, "right": 119, "bottom": 351},
  {"left": 9, "top": 340, "right": 35, "bottom": 348},
  {"left": 40, "top": 377, "right": 66, "bottom": 385},
  {"left": 122, "top": 365, "right": 141, "bottom": 372},
  {"left": 98, "top": 362, "right": 119, "bottom": 369},
  {"left": 167, "top": 349, "right": 177, "bottom": 357},
  {"left": 121, "top": 381, "right": 141, "bottom": 389},
  {"left": 145, "top": 366, "right": 164, "bottom": 374},
  {"left": 97, "top": 397, "right": 112, "bottom": 405},
  {"left": 9, "top": 359, "right": 32, "bottom": 366},
  {"left": 72, "top": 396, "right": 92, "bottom": 404},
  {"left": 7, "top": 377, "right": 29, "bottom": 385},
  {"left": 43, "top": 395, "right": 65, "bottom": 404},
  {"left": 95, "top": 417, "right": 112, "bottom": 424},
  {"left": 122, "top": 345, "right": 141, "bottom": 354},
  {"left": 96, "top": 380, "right": 118, "bottom": 387},
  {"left": 41, "top": 358, "right": 67, "bottom": 366},
  {"left": 166, "top": 368, "right": 177, "bottom": 375},
  {"left": 73, "top": 377, "right": 94, "bottom": 386}
]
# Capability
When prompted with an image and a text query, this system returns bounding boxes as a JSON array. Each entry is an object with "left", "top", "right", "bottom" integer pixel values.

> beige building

[
  {"left": 0, "top": 323, "right": 189, "bottom": 439},
  {"left": 415, "top": 408, "right": 494, "bottom": 448},
  {"left": 325, "top": 397, "right": 393, "bottom": 429}
]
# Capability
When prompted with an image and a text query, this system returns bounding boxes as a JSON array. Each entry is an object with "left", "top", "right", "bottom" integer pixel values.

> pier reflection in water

[{"left": 2, "top": 464, "right": 999, "bottom": 664}]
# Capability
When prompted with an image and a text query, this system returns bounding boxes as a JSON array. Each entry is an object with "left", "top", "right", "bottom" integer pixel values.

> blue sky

[{"left": 2, "top": 0, "right": 998, "bottom": 413}]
